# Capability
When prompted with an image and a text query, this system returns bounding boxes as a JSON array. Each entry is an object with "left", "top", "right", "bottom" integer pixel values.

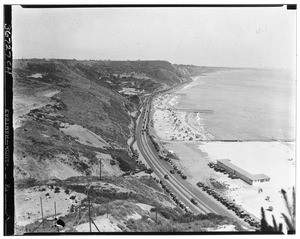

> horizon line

[{"left": 13, "top": 57, "right": 291, "bottom": 70}]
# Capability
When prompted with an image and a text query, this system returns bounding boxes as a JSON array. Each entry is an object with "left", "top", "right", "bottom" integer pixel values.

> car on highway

[
  {"left": 191, "top": 198, "right": 198, "bottom": 205},
  {"left": 164, "top": 174, "right": 169, "bottom": 179}
]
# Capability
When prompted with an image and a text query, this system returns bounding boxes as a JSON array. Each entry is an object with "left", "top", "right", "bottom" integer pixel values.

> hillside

[
  {"left": 12, "top": 59, "right": 239, "bottom": 233},
  {"left": 13, "top": 59, "right": 215, "bottom": 181},
  {"left": 15, "top": 175, "right": 241, "bottom": 234}
]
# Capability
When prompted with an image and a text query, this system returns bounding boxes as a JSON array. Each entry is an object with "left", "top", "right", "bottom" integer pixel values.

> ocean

[{"left": 174, "top": 69, "right": 295, "bottom": 140}]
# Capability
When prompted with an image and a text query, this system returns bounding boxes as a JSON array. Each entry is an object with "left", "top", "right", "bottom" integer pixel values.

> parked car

[
  {"left": 164, "top": 174, "right": 169, "bottom": 179},
  {"left": 181, "top": 174, "right": 187, "bottom": 179},
  {"left": 196, "top": 182, "right": 204, "bottom": 187},
  {"left": 122, "top": 172, "right": 130, "bottom": 177},
  {"left": 170, "top": 170, "right": 175, "bottom": 174}
]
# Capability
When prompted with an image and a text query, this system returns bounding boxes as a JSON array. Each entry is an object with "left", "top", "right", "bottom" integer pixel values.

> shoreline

[
  {"left": 150, "top": 72, "right": 295, "bottom": 231},
  {"left": 152, "top": 75, "right": 214, "bottom": 142}
]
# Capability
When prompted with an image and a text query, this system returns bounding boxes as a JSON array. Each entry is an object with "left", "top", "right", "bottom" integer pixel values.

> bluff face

[
  {"left": 13, "top": 59, "right": 212, "bottom": 181},
  {"left": 13, "top": 59, "right": 240, "bottom": 233}
]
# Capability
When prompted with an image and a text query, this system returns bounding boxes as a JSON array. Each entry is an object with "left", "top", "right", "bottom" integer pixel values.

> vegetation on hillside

[{"left": 16, "top": 176, "right": 240, "bottom": 234}]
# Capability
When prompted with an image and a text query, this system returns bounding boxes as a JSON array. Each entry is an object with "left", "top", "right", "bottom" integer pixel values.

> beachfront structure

[{"left": 217, "top": 159, "right": 270, "bottom": 185}]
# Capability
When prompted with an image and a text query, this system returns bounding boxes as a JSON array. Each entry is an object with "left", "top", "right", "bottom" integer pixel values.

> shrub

[
  {"left": 150, "top": 207, "right": 180, "bottom": 221},
  {"left": 260, "top": 187, "right": 295, "bottom": 234}
]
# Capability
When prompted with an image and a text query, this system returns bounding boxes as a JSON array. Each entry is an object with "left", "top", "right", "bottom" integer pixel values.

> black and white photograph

[{"left": 3, "top": 3, "right": 297, "bottom": 235}]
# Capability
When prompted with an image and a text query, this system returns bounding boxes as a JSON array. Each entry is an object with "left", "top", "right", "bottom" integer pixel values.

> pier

[
  {"left": 167, "top": 104, "right": 214, "bottom": 114},
  {"left": 177, "top": 108, "right": 214, "bottom": 114}
]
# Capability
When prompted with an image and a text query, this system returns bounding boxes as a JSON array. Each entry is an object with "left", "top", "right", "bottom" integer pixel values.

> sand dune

[{"left": 60, "top": 123, "right": 109, "bottom": 149}]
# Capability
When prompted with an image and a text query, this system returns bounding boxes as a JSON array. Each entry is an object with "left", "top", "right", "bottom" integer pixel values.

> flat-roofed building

[{"left": 217, "top": 159, "right": 270, "bottom": 185}]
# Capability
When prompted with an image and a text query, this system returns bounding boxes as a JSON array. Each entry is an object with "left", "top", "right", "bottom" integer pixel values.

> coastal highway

[{"left": 135, "top": 97, "right": 253, "bottom": 229}]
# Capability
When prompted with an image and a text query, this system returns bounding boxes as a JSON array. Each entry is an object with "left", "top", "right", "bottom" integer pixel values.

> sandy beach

[
  {"left": 152, "top": 92, "right": 213, "bottom": 141},
  {"left": 152, "top": 76, "right": 296, "bottom": 231}
]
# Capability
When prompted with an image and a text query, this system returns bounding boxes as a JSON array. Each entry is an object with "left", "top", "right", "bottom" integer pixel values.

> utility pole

[
  {"left": 149, "top": 173, "right": 151, "bottom": 187},
  {"left": 99, "top": 158, "right": 102, "bottom": 181},
  {"left": 54, "top": 202, "right": 59, "bottom": 233},
  {"left": 40, "top": 197, "right": 44, "bottom": 229},
  {"left": 155, "top": 211, "right": 158, "bottom": 224},
  {"left": 78, "top": 206, "right": 81, "bottom": 223},
  {"left": 88, "top": 193, "right": 91, "bottom": 233}
]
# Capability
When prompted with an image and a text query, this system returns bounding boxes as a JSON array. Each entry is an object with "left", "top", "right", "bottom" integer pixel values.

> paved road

[{"left": 135, "top": 97, "right": 253, "bottom": 229}]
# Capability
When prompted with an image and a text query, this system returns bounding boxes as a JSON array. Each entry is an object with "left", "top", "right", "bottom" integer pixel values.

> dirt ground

[{"left": 15, "top": 185, "right": 87, "bottom": 227}]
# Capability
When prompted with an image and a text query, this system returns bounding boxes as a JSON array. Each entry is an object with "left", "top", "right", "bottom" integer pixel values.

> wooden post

[
  {"left": 54, "top": 202, "right": 59, "bottom": 233},
  {"left": 99, "top": 158, "right": 102, "bottom": 181},
  {"left": 91, "top": 218, "right": 101, "bottom": 232},
  {"left": 78, "top": 206, "right": 81, "bottom": 223},
  {"left": 40, "top": 197, "right": 44, "bottom": 228},
  {"left": 88, "top": 195, "right": 91, "bottom": 232}
]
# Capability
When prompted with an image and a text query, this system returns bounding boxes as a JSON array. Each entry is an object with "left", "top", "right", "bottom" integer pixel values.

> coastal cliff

[{"left": 13, "top": 59, "right": 240, "bottom": 233}]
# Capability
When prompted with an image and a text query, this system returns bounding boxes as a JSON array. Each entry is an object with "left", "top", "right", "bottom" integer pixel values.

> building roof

[{"left": 217, "top": 159, "right": 270, "bottom": 181}]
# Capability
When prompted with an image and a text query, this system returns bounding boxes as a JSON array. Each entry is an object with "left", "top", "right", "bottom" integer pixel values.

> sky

[{"left": 12, "top": 5, "right": 296, "bottom": 69}]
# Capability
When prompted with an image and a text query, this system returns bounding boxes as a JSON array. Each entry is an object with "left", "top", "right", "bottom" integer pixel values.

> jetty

[{"left": 198, "top": 139, "right": 295, "bottom": 142}]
